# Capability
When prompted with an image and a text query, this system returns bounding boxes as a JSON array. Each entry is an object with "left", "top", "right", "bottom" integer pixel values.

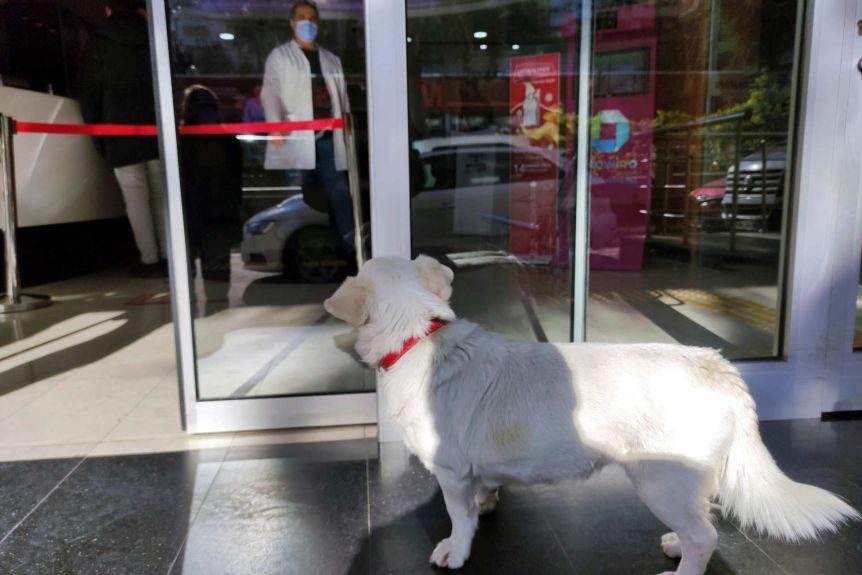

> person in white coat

[{"left": 261, "top": 0, "right": 354, "bottom": 252}]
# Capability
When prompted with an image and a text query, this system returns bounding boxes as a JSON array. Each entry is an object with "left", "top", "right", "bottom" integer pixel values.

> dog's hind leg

[
  {"left": 474, "top": 481, "right": 499, "bottom": 515},
  {"left": 624, "top": 460, "right": 718, "bottom": 575},
  {"left": 430, "top": 467, "right": 478, "bottom": 569}
]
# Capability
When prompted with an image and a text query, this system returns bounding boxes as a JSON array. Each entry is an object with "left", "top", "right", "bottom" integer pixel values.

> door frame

[
  {"left": 379, "top": 0, "right": 862, "bottom": 438},
  {"left": 825, "top": 0, "right": 862, "bottom": 413},
  {"left": 148, "top": 0, "right": 379, "bottom": 434},
  {"left": 751, "top": 0, "right": 862, "bottom": 418},
  {"left": 151, "top": 0, "right": 862, "bottom": 435}
]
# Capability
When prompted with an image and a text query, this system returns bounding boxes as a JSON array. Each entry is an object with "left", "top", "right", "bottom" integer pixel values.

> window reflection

[
  {"left": 167, "top": 0, "right": 372, "bottom": 399},
  {"left": 407, "top": 0, "right": 802, "bottom": 359}
]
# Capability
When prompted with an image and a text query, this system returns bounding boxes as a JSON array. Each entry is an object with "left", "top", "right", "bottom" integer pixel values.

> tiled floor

[
  {"left": 0, "top": 260, "right": 803, "bottom": 458},
  {"left": 0, "top": 267, "right": 380, "bottom": 461},
  {"left": 0, "top": 418, "right": 859, "bottom": 574}
]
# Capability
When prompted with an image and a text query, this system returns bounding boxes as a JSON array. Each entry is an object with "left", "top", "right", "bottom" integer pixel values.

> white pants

[{"left": 114, "top": 160, "right": 167, "bottom": 265}]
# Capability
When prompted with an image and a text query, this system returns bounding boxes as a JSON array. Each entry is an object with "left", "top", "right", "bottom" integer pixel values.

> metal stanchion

[
  {"left": 344, "top": 114, "right": 366, "bottom": 267},
  {"left": 0, "top": 114, "right": 50, "bottom": 314}
]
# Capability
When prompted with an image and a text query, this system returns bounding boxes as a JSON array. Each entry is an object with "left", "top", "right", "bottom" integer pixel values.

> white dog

[{"left": 324, "top": 255, "right": 859, "bottom": 575}]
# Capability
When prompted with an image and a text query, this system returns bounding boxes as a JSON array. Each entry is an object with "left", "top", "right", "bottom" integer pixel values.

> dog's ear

[
  {"left": 323, "top": 277, "right": 369, "bottom": 327},
  {"left": 414, "top": 255, "right": 455, "bottom": 301}
]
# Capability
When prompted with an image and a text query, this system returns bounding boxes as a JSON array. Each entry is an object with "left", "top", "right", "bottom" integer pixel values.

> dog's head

[{"left": 323, "top": 255, "right": 455, "bottom": 329}]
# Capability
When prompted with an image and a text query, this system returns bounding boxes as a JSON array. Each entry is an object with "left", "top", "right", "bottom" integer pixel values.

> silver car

[
  {"left": 241, "top": 137, "right": 561, "bottom": 282},
  {"left": 722, "top": 147, "right": 786, "bottom": 232},
  {"left": 241, "top": 194, "right": 351, "bottom": 282}
]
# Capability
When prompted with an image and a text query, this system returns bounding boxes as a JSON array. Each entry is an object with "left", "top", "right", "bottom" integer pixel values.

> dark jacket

[{"left": 78, "top": 10, "right": 159, "bottom": 168}]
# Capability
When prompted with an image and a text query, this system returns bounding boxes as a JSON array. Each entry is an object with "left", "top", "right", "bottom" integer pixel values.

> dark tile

[
  {"left": 541, "top": 467, "right": 784, "bottom": 575},
  {"left": 172, "top": 446, "right": 370, "bottom": 575},
  {"left": 740, "top": 468, "right": 862, "bottom": 575},
  {"left": 760, "top": 419, "right": 862, "bottom": 474},
  {"left": 365, "top": 447, "right": 574, "bottom": 574},
  {"left": 224, "top": 437, "right": 376, "bottom": 465},
  {"left": 368, "top": 445, "right": 445, "bottom": 529},
  {"left": 755, "top": 529, "right": 862, "bottom": 575},
  {"left": 0, "top": 457, "right": 83, "bottom": 539},
  {"left": 0, "top": 449, "right": 225, "bottom": 575}
]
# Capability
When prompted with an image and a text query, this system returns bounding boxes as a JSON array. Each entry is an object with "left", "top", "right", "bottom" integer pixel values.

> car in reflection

[
  {"left": 689, "top": 177, "right": 727, "bottom": 232},
  {"left": 241, "top": 137, "right": 562, "bottom": 281},
  {"left": 690, "top": 148, "right": 787, "bottom": 233},
  {"left": 241, "top": 194, "right": 353, "bottom": 283}
]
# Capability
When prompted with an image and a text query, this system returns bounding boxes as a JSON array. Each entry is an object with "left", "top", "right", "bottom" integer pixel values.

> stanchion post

[
  {"left": 0, "top": 114, "right": 50, "bottom": 314},
  {"left": 344, "top": 114, "right": 366, "bottom": 267}
]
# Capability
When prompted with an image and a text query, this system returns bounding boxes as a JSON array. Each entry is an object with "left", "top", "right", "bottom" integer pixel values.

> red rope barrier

[
  {"left": 16, "top": 122, "right": 158, "bottom": 136},
  {"left": 179, "top": 118, "right": 344, "bottom": 135},
  {"left": 13, "top": 118, "right": 345, "bottom": 136}
]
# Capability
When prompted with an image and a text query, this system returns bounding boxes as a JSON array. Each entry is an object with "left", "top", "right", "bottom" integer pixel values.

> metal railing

[{"left": 647, "top": 111, "right": 787, "bottom": 255}]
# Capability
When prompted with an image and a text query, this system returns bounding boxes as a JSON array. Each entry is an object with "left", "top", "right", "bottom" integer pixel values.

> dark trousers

[{"left": 303, "top": 132, "right": 355, "bottom": 251}]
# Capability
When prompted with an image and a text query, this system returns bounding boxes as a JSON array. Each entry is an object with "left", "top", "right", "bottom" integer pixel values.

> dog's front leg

[{"left": 430, "top": 468, "right": 477, "bottom": 569}]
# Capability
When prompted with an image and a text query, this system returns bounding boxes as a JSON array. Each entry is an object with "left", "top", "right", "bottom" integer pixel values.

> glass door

[
  {"left": 405, "top": 0, "right": 577, "bottom": 344},
  {"left": 150, "top": 0, "right": 376, "bottom": 432},
  {"left": 582, "top": 0, "right": 803, "bottom": 359},
  {"left": 401, "top": 0, "right": 862, "bottom": 424},
  {"left": 403, "top": 0, "right": 805, "bottom": 354}
]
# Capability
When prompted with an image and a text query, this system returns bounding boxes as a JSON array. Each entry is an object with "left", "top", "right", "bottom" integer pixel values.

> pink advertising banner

[{"left": 509, "top": 53, "right": 561, "bottom": 262}]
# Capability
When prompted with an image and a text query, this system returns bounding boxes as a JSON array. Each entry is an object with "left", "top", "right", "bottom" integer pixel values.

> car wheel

[{"left": 284, "top": 227, "right": 346, "bottom": 283}]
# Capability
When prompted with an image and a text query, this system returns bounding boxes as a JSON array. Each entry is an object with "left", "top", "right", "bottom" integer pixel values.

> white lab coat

[{"left": 261, "top": 40, "right": 350, "bottom": 171}]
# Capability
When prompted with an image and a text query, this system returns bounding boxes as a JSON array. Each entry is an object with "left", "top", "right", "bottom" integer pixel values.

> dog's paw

[
  {"left": 474, "top": 488, "right": 499, "bottom": 515},
  {"left": 430, "top": 537, "right": 468, "bottom": 569},
  {"left": 660, "top": 532, "right": 682, "bottom": 559}
]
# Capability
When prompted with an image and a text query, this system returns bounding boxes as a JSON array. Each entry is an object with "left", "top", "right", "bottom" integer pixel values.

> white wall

[{"left": 0, "top": 87, "right": 125, "bottom": 229}]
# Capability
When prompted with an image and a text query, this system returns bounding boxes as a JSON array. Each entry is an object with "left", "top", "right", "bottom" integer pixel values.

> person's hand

[{"left": 271, "top": 132, "right": 286, "bottom": 148}]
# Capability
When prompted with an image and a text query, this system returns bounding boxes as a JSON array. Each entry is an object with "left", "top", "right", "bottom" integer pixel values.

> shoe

[{"left": 130, "top": 260, "right": 168, "bottom": 278}]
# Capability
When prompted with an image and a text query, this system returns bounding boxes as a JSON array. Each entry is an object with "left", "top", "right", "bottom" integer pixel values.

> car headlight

[{"left": 246, "top": 220, "right": 275, "bottom": 235}]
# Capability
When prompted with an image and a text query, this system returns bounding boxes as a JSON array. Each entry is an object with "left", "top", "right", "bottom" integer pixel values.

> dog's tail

[{"left": 717, "top": 380, "right": 860, "bottom": 541}]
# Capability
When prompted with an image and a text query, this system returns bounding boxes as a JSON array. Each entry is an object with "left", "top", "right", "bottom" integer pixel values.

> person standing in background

[
  {"left": 242, "top": 84, "right": 265, "bottom": 124},
  {"left": 242, "top": 84, "right": 266, "bottom": 164},
  {"left": 180, "top": 85, "right": 243, "bottom": 315},
  {"left": 78, "top": 0, "right": 167, "bottom": 278},
  {"left": 260, "top": 0, "right": 354, "bottom": 255}
]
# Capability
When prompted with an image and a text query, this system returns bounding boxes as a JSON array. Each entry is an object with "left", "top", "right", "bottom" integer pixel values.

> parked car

[
  {"left": 240, "top": 194, "right": 351, "bottom": 283},
  {"left": 690, "top": 147, "right": 787, "bottom": 233},
  {"left": 241, "top": 137, "right": 562, "bottom": 281},
  {"left": 689, "top": 177, "right": 727, "bottom": 232}
]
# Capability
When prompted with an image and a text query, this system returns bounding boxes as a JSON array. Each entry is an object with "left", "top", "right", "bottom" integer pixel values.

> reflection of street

[{"left": 443, "top": 248, "right": 781, "bottom": 359}]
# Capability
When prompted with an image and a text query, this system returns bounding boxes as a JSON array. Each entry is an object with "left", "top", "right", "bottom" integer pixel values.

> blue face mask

[{"left": 295, "top": 19, "right": 318, "bottom": 43}]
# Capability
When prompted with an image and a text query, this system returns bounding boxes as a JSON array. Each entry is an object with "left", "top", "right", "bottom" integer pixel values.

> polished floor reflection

[
  {"left": 0, "top": 268, "right": 371, "bottom": 460},
  {"left": 0, "top": 419, "right": 859, "bottom": 574},
  {"left": 0, "top": 260, "right": 788, "bottom": 455},
  {"left": 190, "top": 254, "right": 370, "bottom": 399}
]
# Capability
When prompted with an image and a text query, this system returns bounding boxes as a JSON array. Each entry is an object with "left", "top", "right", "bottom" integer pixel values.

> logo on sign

[{"left": 591, "top": 110, "right": 630, "bottom": 153}]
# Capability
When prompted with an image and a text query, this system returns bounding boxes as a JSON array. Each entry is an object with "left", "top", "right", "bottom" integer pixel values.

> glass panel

[
  {"left": 165, "top": 0, "right": 371, "bottom": 399},
  {"left": 406, "top": 0, "right": 577, "bottom": 343},
  {"left": 585, "top": 0, "right": 802, "bottom": 359},
  {"left": 406, "top": 0, "right": 802, "bottom": 358}
]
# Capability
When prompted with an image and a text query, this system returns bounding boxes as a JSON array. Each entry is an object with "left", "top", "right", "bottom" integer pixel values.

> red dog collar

[{"left": 379, "top": 319, "right": 448, "bottom": 371}]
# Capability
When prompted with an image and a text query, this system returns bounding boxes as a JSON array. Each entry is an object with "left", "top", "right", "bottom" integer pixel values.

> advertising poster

[{"left": 509, "top": 53, "right": 561, "bottom": 262}]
